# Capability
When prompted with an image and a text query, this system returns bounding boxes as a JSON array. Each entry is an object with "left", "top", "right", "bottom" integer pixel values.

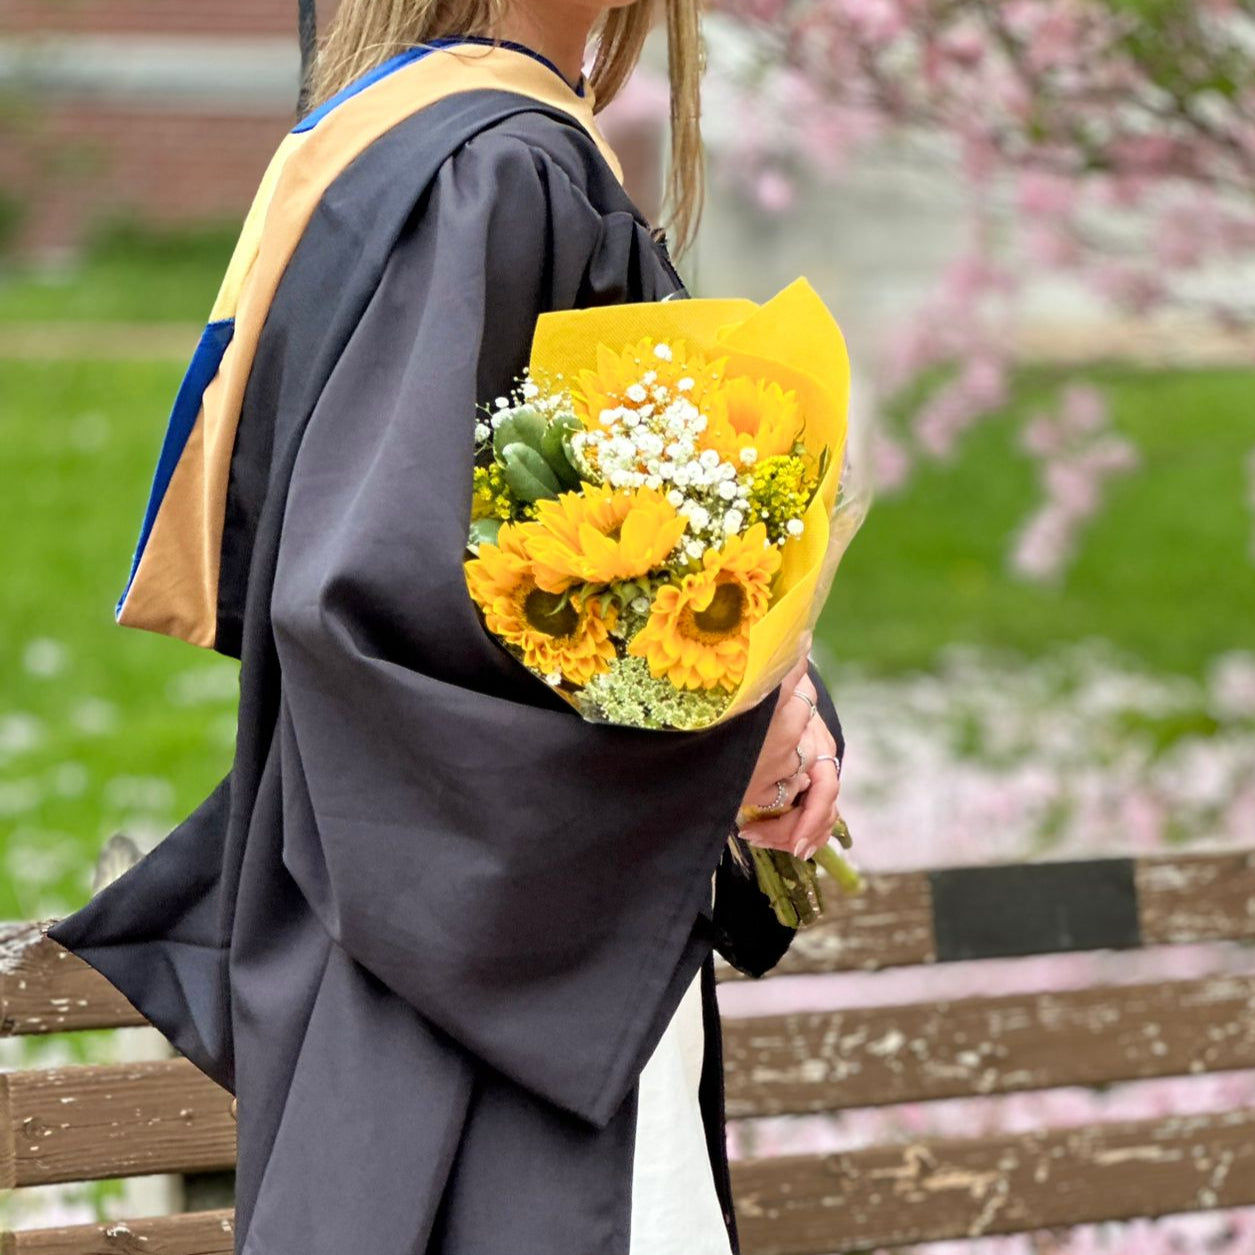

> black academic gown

[{"left": 47, "top": 93, "right": 843, "bottom": 1255}]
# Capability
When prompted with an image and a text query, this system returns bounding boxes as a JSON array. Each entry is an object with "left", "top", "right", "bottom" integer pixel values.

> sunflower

[
  {"left": 574, "top": 337, "right": 725, "bottom": 430},
  {"left": 701, "top": 375, "right": 802, "bottom": 465},
  {"left": 525, "top": 484, "right": 688, "bottom": 593},
  {"left": 628, "top": 523, "right": 781, "bottom": 692},
  {"left": 465, "top": 524, "right": 617, "bottom": 686}
]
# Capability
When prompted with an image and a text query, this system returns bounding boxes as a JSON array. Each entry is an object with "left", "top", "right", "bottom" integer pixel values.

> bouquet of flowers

[{"left": 465, "top": 279, "right": 869, "bottom": 927}]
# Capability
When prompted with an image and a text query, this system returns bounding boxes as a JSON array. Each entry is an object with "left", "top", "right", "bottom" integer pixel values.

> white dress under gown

[{"left": 629, "top": 872, "right": 733, "bottom": 1255}]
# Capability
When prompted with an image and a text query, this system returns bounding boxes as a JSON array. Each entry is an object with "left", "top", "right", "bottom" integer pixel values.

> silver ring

[
  {"left": 792, "top": 744, "right": 807, "bottom": 776},
  {"left": 814, "top": 754, "right": 841, "bottom": 775},
  {"left": 769, "top": 779, "right": 789, "bottom": 809},
  {"left": 792, "top": 690, "right": 818, "bottom": 717}
]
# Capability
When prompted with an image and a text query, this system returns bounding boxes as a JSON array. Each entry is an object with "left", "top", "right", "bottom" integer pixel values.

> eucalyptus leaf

[
  {"left": 468, "top": 517, "right": 504, "bottom": 552},
  {"left": 502, "top": 442, "right": 561, "bottom": 501},
  {"left": 492, "top": 406, "right": 547, "bottom": 459},
  {"left": 542, "top": 414, "right": 584, "bottom": 489}
]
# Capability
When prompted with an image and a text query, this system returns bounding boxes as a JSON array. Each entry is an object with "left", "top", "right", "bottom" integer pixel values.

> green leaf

[
  {"left": 492, "top": 406, "right": 547, "bottom": 459},
  {"left": 502, "top": 442, "right": 561, "bottom": 502},
  {"left": 542, "top": 413, "right": 584, "bottom": 489},
  {"left": 468, "top": 517, "right": 503, "bottom": 552}
]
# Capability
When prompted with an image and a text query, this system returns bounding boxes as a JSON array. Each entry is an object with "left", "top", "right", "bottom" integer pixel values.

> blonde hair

[{"left": 308, "top": 0, "right": 704, "bottom": 255}]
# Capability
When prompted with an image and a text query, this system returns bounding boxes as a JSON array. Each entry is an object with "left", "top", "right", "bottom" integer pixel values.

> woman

[{"left": 46, "top": 2, "right": 845, "bottom": 1252}]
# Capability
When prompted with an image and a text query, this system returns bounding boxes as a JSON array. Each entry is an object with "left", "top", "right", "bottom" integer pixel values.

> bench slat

[
  {"left": 719, "top": 849, "right": 1255, "bottom": 980},
  {"left": 724, "top": 869, "right": 938, "bottom": 979},
  {"left": 6, "top": 849, "right": 1251, "bottom": 1031},
  {"left": 1137, "top": 850, "right": 1255, "bottom": 945},
  {"left": 0, "top": 1210, "right": 234, "bottom": 1255},
  {"left": 7, "top": 974, "right": 1253, "bottom": 1186},
  {"left": 0, "top": 1061, "right": 234, "bottom": 1189},
  {"left": 9, "top": 1110, "right": 1251, "bottom": 1254},
  {"left": 730, "top": 1108, "right": 1255, "bottom": 1253},
  {"left": 724, "top": 972, "right": 1255, "bottom": 1116},
  {"left": 0, "top": 926, "right": 144, "bottom": 1037}
]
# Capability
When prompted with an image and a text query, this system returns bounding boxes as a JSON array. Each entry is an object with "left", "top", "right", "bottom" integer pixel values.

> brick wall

[
  {"left": 0, "top": 105, "right": 287, "bottom": 256},
  {"left": 1, "top": 1, "right": 663, "bottom": 259},
  {"left": 0, "top": 0, "right": 295, "bottom": 37},
  {"left": 2, "top": 1, "right": 303, "bottom": 256}
]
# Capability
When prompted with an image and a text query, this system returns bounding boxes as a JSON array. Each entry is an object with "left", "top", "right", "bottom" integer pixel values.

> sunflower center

[
  {"left": 692, "top": 581, "right": 745, "bottom": 636},
  {"left": 524, "top": 588, "right": 581, "bottom": 638}
]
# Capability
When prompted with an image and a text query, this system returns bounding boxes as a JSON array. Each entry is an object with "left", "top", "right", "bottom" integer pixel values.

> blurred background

[{"left": 1, "top": 0, "right": 1253, "bottom": 1250}]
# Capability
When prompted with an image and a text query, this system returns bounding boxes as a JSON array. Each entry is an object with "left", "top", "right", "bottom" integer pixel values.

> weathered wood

[
  {"left": 0, "top": 1061, "right": 235, "bottom": 1188},
  {"left": 717, "top": 849, "right": 1255, "bottom": 979},
  {"left": 730, "top": 1109, "right": 1255, "bottom": 1254},
  {"left": 5, "top": 847, "right": 1249, "bottom": 1014},
  {"left": 6, "top": 1113, "right": 1251, "bottom": 1253},
  {"left": 0, "top": 1211, "right": 234, "bottom": 1255},
  {"left": 1138, "top": 849, "right": 1255, "bottom": 946},
  {"left": 719, "top": 869, "right": 937, "bottom": 979},
  {"left": 0, "top": 926, "right": 144, "bottom": 1037},
  {"left": 723, "top": 973, "right": 1255, "bottom": 1116}
]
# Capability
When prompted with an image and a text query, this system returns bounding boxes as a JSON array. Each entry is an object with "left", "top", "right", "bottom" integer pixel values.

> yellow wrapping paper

[{"left": 528, "top": 278, "right": 858, "bottom": 724}]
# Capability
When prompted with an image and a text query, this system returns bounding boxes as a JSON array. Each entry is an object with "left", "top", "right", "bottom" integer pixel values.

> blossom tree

[{"left": 703, "top": 0, "right": 1255, "bottom": 578}]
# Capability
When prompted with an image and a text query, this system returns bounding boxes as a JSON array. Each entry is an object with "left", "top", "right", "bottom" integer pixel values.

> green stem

[
  {"left": 750, "top": 846, "right": 829, "bottom": 928},
  {"left": 813, "top": 843, "right": 864, "bottom": 895}
]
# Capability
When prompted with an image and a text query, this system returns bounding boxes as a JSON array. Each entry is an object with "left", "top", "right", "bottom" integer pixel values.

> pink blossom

[
  {"left": 1059, "top": 384, "right": 1107, "bottom": 436},
  {"left": 1025, "top": 223, "right": 1082, "bottom": 268},
  {"left": 870, "top": 428, "right": 913, "bottom": 493},
  {"left": 752, "top": 168, "right": 796, "bottom": 213},
  {"left": 1011, "top": 501, "right": 1074, "bottom": 580},
  {"left": 836, "top": 0, "right": 907, "bottom": 42}
]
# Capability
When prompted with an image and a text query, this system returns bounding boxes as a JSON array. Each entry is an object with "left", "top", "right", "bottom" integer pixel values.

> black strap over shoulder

[{"left": 297, "top": 0, "right": 318, "bottom": 114}]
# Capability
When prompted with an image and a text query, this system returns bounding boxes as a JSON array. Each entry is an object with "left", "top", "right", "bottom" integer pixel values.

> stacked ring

[{"left": 792, "top": 689, "right": 818, "bottom": 717}]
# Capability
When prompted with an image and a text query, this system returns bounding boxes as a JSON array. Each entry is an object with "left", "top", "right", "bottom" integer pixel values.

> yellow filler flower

[
  {"left": 629, "top": 524, "right": 782, "bottom": 692},
  {"left": 526, "top": 484, "right": 688, "bottom": 593},
  {"left": 465, "top": 524, "right": 616, "bottom": 686}
]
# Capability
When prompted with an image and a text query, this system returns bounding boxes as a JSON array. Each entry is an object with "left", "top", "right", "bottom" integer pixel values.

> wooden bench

[{"left": 3, "top": 848, "right": 1254, "bottom": 1254}]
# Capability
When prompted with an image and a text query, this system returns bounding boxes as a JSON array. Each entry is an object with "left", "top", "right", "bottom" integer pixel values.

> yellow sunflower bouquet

[{"left": 465, "top": 279, "right": 869, "bottom": 927}]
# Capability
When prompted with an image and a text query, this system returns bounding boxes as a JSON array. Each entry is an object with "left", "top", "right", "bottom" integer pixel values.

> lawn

[
  {"left": 0, "top": 223, "right": 237, "bottom": 324},
  {"left": 826, "top": 366, "right": 1255, "bottom": 674},
  {"left": 4, "top": 351, "right": 1252, "bottom": 919},
  {"left": 2, "top": 226, "right": 1253, "bottom": 920}
]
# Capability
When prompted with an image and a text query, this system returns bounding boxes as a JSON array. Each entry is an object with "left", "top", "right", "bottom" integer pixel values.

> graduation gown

[{"left": 45, "top": 41, "right": 843, "bottom": 1255}]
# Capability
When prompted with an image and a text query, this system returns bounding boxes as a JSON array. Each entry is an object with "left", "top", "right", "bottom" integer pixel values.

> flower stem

[
  {"left": 813, "top": 842, "right": 864, "bottom": 894},
  {"left": 750, "top": 846, "right": 825, "bottom": 928}
]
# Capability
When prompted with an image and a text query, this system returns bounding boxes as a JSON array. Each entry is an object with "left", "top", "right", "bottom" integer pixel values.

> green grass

[
  {"left": 0, "top": 222, "right": 236, "bottom": 323},
  {"left": 1, "top": 358, "right": 237, "bottom": 920},
  {"left": 820, "top": 366, "right": 1255, "bottom": 674},
  {"left": 2, "top": 307, "right": 1253, "bottom": 917}
]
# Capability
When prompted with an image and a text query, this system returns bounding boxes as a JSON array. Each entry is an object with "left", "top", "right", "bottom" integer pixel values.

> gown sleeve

[{"left": 268, "top": 122, "right": 777, "bottom": 1131}]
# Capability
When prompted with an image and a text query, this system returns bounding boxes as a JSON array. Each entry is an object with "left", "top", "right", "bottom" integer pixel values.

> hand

[{"left": 737, "top": 649, "right": 842, "bottom": 861}]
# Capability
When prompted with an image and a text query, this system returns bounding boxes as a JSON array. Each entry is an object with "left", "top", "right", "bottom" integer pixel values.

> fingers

[
  {"left": 742, "top": 639, "right": 820, "bottom": 818},
  {"left": 776, "top": 654, "right": 811, "bottom": 710},
  {"left": 774, "top": 674, "right": 819, "bottom": 768},
  {"left": 790, "top": 757, "right": 840, "bottom": 859},
  {"left": 748, "top": 771, "right": 810, "bottom": 812},
  {"left": 737, "top": 807, "right": 805, "bottom": 853}
]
